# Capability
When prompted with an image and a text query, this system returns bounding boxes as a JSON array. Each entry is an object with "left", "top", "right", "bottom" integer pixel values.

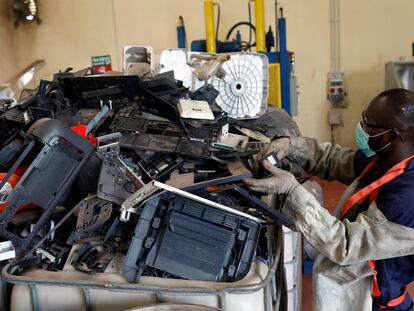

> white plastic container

[
  {"left": 283, "top": 227, "right": 298, "bottom": 263},
  {"left": 5, "top": 226, "right": 284, "bottom": 311},
  {"left": 283, "top": 226, "right": 302, "bottom": 311}
]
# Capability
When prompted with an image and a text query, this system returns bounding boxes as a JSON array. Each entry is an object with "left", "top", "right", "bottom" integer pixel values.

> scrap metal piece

[
  {"left": 85, "top": 103, "right": 111, "bottom": 135},
  {"left": 0, "top": 241, "right": 16, "bottom": 261},
  {"left": 120, "top": 180, "right": 262, "bottom": 224},
  {"left": 181, "top": 161, "right": 252, "bottom": 192},
  {"left": 233, "top": 126, "right": 271, "bottom": 143},
  {"left": 212, "top": 133, "right": 249, "bottom": 151},
  {"left": 138, "top": 153, "right": 183, "bottom": 182},
  {"left": 123, "top": 46, "right": 154, "bottom": 75},
  {"left": 223, "top": 184, "right": 294, "bottom": 226},
  {"left": 35, "top": 244, "right": 70, "bottom": 271},
  {"left": 165, "top": 171, "right": 195, "bottom": 188},
  {"left": 96, "top": 133, "right": 145, "bottom": 205},
  {"left": 111, "top": 113, "right": 214, "bottom": 158},
  {"left": 0, "top": 119, "right": 94, "bottom": 250},
  {"left": 123, "top": 194, "right": 261, "bottom": 282},
  {"left": 68, "top": 196, "right": 113, "bottom": 244},
  {"left": 71, "top": 242, "right": 116, "bottom": 275}
]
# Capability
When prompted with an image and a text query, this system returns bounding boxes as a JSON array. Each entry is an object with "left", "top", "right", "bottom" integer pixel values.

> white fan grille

[{"left": 212, "top": 55, "right": 266, "bottom": 119}]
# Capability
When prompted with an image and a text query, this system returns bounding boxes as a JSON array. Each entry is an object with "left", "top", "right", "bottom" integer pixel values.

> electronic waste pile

[{"left": 0, "top": 52, "right": 304, "bottom": 293}]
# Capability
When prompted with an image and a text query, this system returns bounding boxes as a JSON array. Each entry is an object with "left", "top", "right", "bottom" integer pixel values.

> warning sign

[{"left": 91, "top": 55, "right": 112, "bottom": 72}]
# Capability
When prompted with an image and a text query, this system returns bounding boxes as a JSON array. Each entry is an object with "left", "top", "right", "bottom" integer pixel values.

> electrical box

[{"left": 327, "top": 72, "right": 346, "bottom": 102}]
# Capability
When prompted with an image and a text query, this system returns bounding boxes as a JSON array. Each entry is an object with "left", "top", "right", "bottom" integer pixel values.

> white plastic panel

[
  {"left": 284, "top": 259, "right": 299, "bottom": 292},
  {"left": 211, "top": 53, "right": 269, "bottom": 119},
  {"left": 283, "top": 227, "right": 298, "bottom": 263},
  {"left": 287, "top": 288, "right": 299, "bottom": 311}
]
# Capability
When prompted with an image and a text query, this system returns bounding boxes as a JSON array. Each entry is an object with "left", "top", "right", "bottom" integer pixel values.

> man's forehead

[
  {"left": 366, "top": 97, "right": 404, "bottom": 127},
  {"left": 367, "top": 97, "right": 389, "bottom": 117}
]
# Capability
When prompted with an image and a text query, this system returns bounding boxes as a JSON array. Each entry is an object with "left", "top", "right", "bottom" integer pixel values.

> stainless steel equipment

[{"left": 385, "top": 61, "right": 414, "bottom": 91}]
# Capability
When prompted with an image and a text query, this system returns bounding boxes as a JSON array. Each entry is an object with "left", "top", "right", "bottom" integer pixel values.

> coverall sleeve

[
  {"left": 283, "top": 184, "right": 414, "bottom": 265},
  {"left": 287, "top": 137, "right": 356, "bottom": 185}
]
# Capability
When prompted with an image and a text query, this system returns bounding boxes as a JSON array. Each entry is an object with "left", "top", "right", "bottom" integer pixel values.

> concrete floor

[{"left": 301, "top": 178, "right": 414, "bottom": 311}]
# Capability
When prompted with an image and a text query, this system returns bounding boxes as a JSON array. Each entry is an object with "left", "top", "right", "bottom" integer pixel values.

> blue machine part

[
  {"left": 265, "top": 52, "right": 277, "bottom": 64},
  {"left": 177, "top": 25, "right": 186, "bottom": 48},
  {"left": 290, "top": 75, "right": 298, "bottom": 116},
  {"left": 191, "top": 32, "right": 242, "bottom": 53},
  {"left": 278, "top": 17, "right": 291, "bottom": 115}
]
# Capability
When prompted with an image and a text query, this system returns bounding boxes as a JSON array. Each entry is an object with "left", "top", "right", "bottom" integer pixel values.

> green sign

[{"left": 91, "top": 55, "right": 111, "bottom": 66}]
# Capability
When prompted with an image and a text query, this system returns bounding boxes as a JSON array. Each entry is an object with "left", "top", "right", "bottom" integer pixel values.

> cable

[
  {"left": 215, "top": 3, "right": 221, "bottom": 43},
  {"left": 111, "top": 0, "right": 120, "bottom": 70},
  {"left": 248, "top": 0, "right": 253, "bottom": 51},
  {"left": 275, "top": 0, "right": 279, "bottom": 52},
  {"left": 225, "top": 22, "right": 256, "bottom": 51},
  {"left": 225, "top": 22, "right": 256, "bottom": 40}
]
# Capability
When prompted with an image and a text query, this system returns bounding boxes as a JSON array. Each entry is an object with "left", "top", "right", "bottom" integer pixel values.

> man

[{"left": 245, "top": 88, "right": 414, "bottom": 311}]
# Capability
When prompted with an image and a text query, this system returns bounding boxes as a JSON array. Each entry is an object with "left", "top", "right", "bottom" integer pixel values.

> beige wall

[
  {"left": 1, "top": 0, "right": 414, "bottom": 147},
  {"left": 0, "top": 0, "right": 18, "bottom": 82}
]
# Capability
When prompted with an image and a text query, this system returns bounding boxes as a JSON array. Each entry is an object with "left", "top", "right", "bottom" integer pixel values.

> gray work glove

[
  {"left": 256, "top": 137, "right": 291, "bottom": 160},
  {"left": 244, "top": 160, "right": 299, "bottom": 194}
]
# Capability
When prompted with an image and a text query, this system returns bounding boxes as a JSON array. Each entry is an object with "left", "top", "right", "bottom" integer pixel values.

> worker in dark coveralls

[{"left": 245, "top": 89, "right": 414, "bottom": 310}]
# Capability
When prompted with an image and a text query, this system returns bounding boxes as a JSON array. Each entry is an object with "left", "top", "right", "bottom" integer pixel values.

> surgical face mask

[{"left": 355, "top": 122, "right": 392, "bottom": 157}]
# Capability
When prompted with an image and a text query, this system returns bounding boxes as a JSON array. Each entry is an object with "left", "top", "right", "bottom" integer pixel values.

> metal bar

[
  {"left": 278, "top": 11, "right": 291, "bottom": 115},
  {"left": 204, "top": 0, "right": 217, "bottom": 53},
  {"left": 29, "top": 285, "right": 40, "bottom": 311},
  {"left": 25, "top": 199, "right": 83, "bottom": 257},
  {"left": 82, "top": 288, "right": 92, "bottom": 311},
  {"left": 155, "top": 181, "right": 264, "bottom": 223},
  {"left": 255, "top": 0, "right": 266, "bottom": 52},
  {"left": 0, "top": 139, "right": 35, "bottom": 193}
]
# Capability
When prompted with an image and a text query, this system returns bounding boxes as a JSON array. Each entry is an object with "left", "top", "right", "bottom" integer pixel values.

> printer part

[
  {"left": 0, "top": 119, "right": 94, "bottom": 250},
  {"left": 123, "top": 194, "right": 261, "bottom": 282}
]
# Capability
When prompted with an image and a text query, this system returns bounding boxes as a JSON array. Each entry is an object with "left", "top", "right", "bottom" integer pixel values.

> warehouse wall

[
  {"left": 0, "top": 1, "right": 18, "bottom": 82},
  {"left": 1, "top": 0, "right": 413, "bottom": 147}
]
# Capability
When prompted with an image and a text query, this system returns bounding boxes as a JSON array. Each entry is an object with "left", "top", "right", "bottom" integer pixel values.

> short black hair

[{"left": 375, "top": 88, "right": 414, "bottom": 129}]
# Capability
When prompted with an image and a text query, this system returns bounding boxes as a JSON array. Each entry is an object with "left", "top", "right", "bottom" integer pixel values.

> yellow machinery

[
  {"left": 254, "top": 0, "right": 266, "bottom": 53},
  {"left": 204, "top": 0, "right": 217, "bottom": 53},
  {"left": 268, "top": 63, "right": 282, "bottom": 107},
  {"left": 203, "top": 0, "right": 282, "bottom": 107}
]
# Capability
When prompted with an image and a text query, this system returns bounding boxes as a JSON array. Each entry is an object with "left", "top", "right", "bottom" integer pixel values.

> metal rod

[
  {"left": 254, "top": 0, "right": 266, "bottom": 52},
  {"left": 25, "top": 199, "right": 82, "bottom": 257},
  {"left": 204, "top": 0, "right": 217, "bottom": 53},
  {"left": 0, "top": 139, "right": 35, "bottom": 194}
]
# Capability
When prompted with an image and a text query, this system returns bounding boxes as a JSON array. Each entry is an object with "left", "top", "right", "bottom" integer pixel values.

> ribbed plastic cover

[{"left": 211, "top": 53, "right": 269, "bottom": 119}]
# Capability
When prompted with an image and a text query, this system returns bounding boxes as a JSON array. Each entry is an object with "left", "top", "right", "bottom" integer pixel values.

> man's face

[{"left": 362, "top": 98, "right": 399, "bottom": 153}]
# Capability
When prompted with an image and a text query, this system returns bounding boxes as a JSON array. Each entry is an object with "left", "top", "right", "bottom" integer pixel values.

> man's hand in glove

[
  {"left": 244, "top": 160, "right": 299, "bottom": 195},
  {"left": 256, "top": 137, "right": 290, "bottom": 160}
]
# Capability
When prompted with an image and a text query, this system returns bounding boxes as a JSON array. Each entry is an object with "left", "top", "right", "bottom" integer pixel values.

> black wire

[
  {"left": 215, "top": 4, "right": 220, "bottom": 43},
  {"left": 225, "top": 21, "right": 256, "bottom": 51},
  {"left": 248, "top": 0, "right": 252, "bottom": 51},
  {"left": 225, "top": 22, "right": 255, "bottom": 40}
]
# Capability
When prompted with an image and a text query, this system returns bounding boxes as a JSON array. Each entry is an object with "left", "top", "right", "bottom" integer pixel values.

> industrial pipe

[
  {"left": 204, "top": 0, "right": 217, "bottom": 53},
  {"left": 254, "top": 0, "right": 266, "bottom": 52}
]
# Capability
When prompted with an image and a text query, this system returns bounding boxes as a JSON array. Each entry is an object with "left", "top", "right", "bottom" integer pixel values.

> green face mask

[{"left": 355, "top": 122, "right": 392, "bottom": 157}]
